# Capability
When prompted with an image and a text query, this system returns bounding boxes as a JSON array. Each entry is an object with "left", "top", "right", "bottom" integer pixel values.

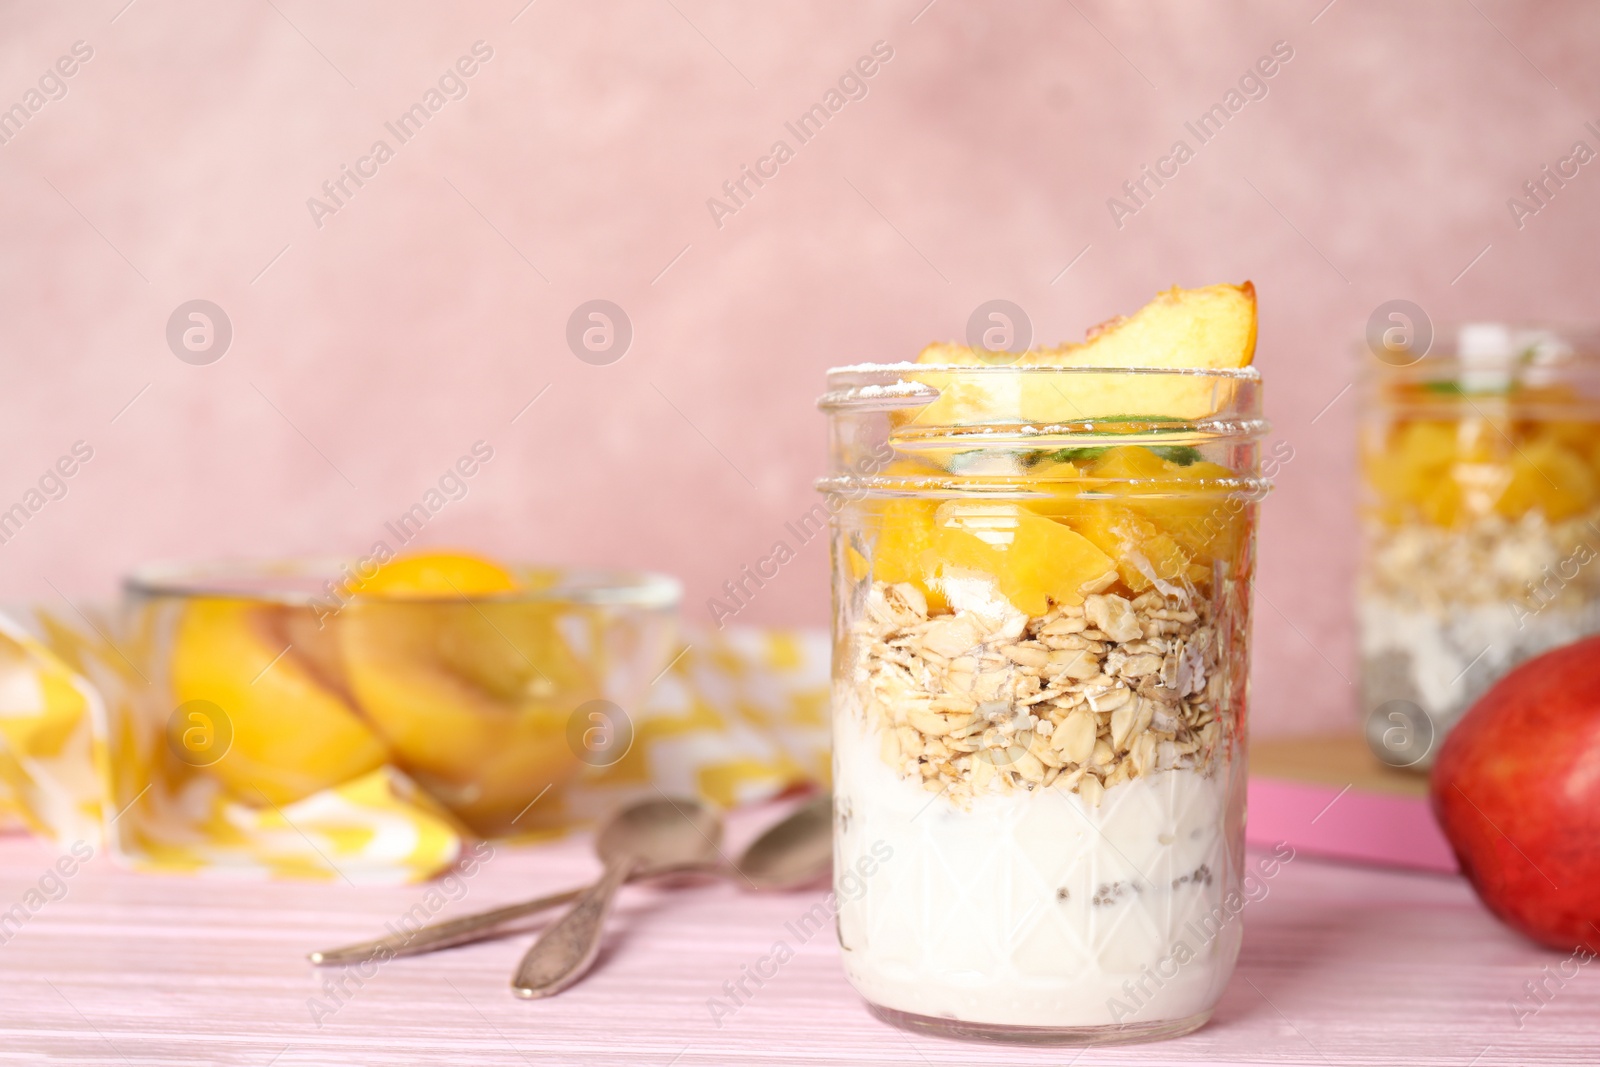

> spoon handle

[
  {"left": 308, "top": 886, "right": 589, "bottom": 966},
  {"left": 511, "top": 857, "right": 634, "bottom": 998}
]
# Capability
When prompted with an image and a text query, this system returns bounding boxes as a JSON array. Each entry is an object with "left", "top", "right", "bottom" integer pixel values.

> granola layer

[
  {"left": 1363, "top": 508, "right": 1600, "bottom": 612},
  {"left": 851, "top": 580, "right": 1224, "bottom": 805}
]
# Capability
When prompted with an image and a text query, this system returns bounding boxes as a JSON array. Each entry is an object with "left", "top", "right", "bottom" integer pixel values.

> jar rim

[
  {"left": 826, "top": 361, "right": 1262, "bottom": 378},
  {"left": 819, "top": 363, "right": 1263, "bottom": 428},
  {"left": 1359, "top": 322, "right": 1600, "bottom": 379},
  {"left": 815, "top": 472, "right": 1272, "bottom": 499},
  {"left": 124, "top": 557, "right": 683, "bottom": 609}
]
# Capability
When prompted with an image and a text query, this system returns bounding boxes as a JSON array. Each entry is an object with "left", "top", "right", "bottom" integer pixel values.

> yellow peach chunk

[
  {"left": 868, "top": 497, "right": 946, "bottom": 613},
  {"left": 1068, "top": 501, "right": 1203, "bottom": 594},
  {"left": 335, "top": 548, "right": 600, "bottom": 835},
  {"left": 170, "top": 599, "right": 389, "bottom": 805},
  {"left": 339, "top": 599, "right": 596, "bottom": 837},
  {"left": 1418, "top": 476, "right": 1465, "bottom": 527},
  {"left": 932, "top": 502, "right": 1116, "bottom": 614},
  {"left": 1084, "top": 447, "right": 1243, "bottom": 565},
  {"left": 1160, "top": 459, "right": 1240, "bottom": 558},
  {"left": 1027, "top": 458, "right": 1083, "bottom": 482},
  {"left": 1016, "top": 459, "right": 1085, "bottom": 520},
  {"left": 845, "top": 544, "right": 870, "bottom": 582},
  {"left": 1392, "top": 422, "right": 1462, "bottom": 513},
  {"left": 1495, "top": 438, "right": 1596, "bottom": 522},
  {"left": 1397, "top": 420, "right": 1459, "bottom": 471},
  {"left": 1088, "top": 445, "right": 1171, "bottom": 482},
  {"left": 1366, "top": 418, "right": 1514, "bottom": 526},
  {"left": 356, "top": 551, "right": 519, "bottom": 598}
]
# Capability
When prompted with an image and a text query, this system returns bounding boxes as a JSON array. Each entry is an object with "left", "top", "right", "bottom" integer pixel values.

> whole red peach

[{"left": 1431, "top": 635, "right": 1600, "bottom": 953}]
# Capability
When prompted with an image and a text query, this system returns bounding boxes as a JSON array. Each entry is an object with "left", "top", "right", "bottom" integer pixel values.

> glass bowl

[{"left": 124, "top": 559, "right": 680, "bottom": 837}]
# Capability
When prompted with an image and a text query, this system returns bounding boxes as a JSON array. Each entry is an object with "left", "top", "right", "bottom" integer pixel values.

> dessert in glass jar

[
  {"left": 817, "top": 284, "right": 1269, "bottom": 1044},
  {"left": 1359, "top": 324, "right": 1600, "bottom": 768}
]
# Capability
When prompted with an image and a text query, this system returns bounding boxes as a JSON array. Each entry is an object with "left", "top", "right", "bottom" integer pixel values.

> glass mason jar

[
  {"left": 817, "top": 363, "right": 1268, "bottom": 1044},
  {"left": 1359, "top": 325, "right": 1600, "bottom": 769}
]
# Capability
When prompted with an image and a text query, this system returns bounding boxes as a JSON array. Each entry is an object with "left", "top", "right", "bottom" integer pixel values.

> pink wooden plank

[{"left": 0, "top": 800, "right": 1588, "bottom": 1066}]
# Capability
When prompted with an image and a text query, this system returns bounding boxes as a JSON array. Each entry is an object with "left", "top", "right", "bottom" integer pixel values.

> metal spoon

[
  {"left": 511, "top": 796, "right": 722, "bottom": 997},
  {"left": 724, "top": 791, "right": 832, "bottom": 893},
  {"left": 308, "top": 793, "right": 830, "bottom": 967}
]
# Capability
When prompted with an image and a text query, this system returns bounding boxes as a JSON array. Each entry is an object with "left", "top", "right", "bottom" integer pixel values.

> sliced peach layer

[
  {"left": 865, "top": 445, "right": 1248, "bottom": 612},
  {"left": 1366, "top": 415, "right": 1600, "bottom": 526}
]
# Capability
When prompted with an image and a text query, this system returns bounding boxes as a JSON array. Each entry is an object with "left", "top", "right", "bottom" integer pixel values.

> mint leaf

[{"left": 1039, "top": 444, "right": 1202, "bottom": 466}]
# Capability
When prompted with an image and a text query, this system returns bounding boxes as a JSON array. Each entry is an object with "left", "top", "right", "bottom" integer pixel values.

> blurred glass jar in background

[
  {"left": 124, "top": 558, "right": 679, "bottom": 837},
  {"left": 1360, "top": 325, "right": 1600, "bottom": 768}
]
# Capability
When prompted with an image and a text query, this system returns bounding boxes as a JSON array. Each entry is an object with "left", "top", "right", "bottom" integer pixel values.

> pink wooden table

[{"left": 0, "top": 803, "right": 1593, "bottom": 1067}]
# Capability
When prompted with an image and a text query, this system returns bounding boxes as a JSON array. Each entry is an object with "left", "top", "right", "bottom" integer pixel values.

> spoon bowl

[
  {"left": 735, "top": 792, "right": 832, "bottom": 891},
  {"left": 596, "top": 796, "right": 723, "bottom": 871}
]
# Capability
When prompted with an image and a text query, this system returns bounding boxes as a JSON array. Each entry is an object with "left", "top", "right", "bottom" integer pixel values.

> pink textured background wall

[{"left": 1, "top": 1, "right": 1596, "bottom": 737}]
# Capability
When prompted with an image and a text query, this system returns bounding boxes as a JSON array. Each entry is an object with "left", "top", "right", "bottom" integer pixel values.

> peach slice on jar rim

[{"left": 895, "top": 282, "right": 1257, "bottom": 430}]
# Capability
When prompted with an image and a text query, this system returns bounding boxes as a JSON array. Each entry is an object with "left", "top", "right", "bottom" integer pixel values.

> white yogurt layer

[
  {"left": 834, "top": 713, "right": 1241, "bottom": 1030},
  {"left": 1359, "top": 593, "right": 1600, "bottom": 728}
]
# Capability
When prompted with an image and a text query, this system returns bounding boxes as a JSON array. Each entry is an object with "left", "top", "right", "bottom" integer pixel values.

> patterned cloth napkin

[{"left": 0, "top": 605, "right": 830, "bottom": 883}]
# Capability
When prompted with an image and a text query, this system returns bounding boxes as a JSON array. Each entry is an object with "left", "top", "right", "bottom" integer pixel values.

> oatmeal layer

[{"left": 852, "top": 580, "right": 1224, "bottom": 805}]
